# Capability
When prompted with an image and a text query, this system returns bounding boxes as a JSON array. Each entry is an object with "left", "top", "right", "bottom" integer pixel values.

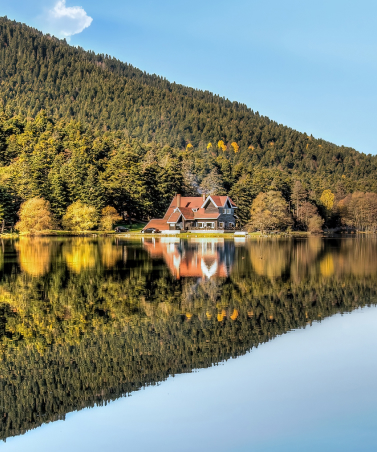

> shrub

[
  {"left": 15, "top": 198, "right": 57, "bottom": 233},
  {"left": 62, "top": 201, "right": 98, "bottom": 231},
  {"left": 100, "top": 206, "right": 122, "bottom": 231}
]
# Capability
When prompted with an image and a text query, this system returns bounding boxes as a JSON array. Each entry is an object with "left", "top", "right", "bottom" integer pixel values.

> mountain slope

[{"left": 0, "top": 16, "right": 377, "bottom": 226}]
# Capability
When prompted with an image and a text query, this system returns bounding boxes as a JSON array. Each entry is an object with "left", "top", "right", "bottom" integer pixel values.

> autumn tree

[
  {"left": 338, "top": 192, "right": 377, "bottom": 231},
  {"left": 62, "top": 201, "right": 98, "bottom": 231},
  {"left": 100, "top": 206, "right": 122, "bottom": 231},
  {"left": 217, "top": 140, "right": 227, "bottom": 152},
  {"left": 248, "top": 191, "right": 293, "bottom": 232},
  {"left": 231, "top": 142, "right": 239, "bottom": 153},
  {"left": 15, "top": 198, "right": 57, "bottom": 233},
  {"left": 320, "top": 189, "right": 335, "bottom": 217},
  {"left": 291, "top": 181, "right": 307, "bottom": 222},
  {"left": 308, "top": 214, "right": 324, "bottom": 233}
]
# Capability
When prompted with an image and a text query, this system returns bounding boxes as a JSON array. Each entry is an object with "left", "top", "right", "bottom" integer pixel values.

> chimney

[
  {"left": 202, "top": 193, "right": 206, "bottom": 202},
  {"left": 177, "top": 194, "right": 181, "bottom": 208}
]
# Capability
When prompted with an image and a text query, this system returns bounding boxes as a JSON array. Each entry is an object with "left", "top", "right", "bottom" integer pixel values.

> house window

[{"left": 219, "top": 222, "right": 224, "bottom": 228}]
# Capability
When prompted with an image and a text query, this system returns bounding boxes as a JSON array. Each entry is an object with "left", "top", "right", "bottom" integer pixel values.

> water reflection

[
  {"left": 142, "top": 237, "right": 234, "bottom": 279},
  {"left": 0, "top": 236, "right": 376, "bottom": 442}
]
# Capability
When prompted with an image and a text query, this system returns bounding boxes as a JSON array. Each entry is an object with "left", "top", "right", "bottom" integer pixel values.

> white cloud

[{"left": 47, "top": 0, "right": 93, "bottom": 39}]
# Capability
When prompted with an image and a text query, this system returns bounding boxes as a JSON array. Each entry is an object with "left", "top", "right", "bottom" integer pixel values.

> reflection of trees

[
  {"left": 0, "top": 237, "right": 377, "bottom": 441},
  {"left": 63, "top": 238, "right": 99, "bottom": 273},
  {"left": 245, "top": 237, "right": 377, "bottom": 282},
  {"left": 99, "top": 240, "right": 124, "bottom": 268},
  {"left": 15, "top": 237, "right": 56, "bottom": 277}
]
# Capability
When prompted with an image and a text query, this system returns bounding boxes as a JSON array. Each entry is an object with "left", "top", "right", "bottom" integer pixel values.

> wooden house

[{"left": 143, "top": 194, "right": 238, "bottom": 233}]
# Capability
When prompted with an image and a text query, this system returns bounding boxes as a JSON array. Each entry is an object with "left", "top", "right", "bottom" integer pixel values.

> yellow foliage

[
  {"left": 320, "top": 189, "right": 335, "bottom": 212},
  {"left": 230, "top": 309, "right": 239, "bottom": 320},
  {"left": 15, "top": 198, "right": 57, "bottom": 233},
  {"left": 62, "top": 201, "right": 98, "bottom": 231},
  {"left": 248, "top": 145, "right": 255, "bottom": 150},
  {"left": 207, "top": 142, "right": 213, "bottom": 150},
  {"left": 15, "top": 237, "right": 52, "bottom": 277},
  {"left": 320, "top": 255, "right": 334, "bottom": 277},
  {"left": 217, "top": 140, "right": 227, "bottom": 152},
  {"left": 231, "top": 142, "right": 239, "bottom": 153},
  {"left": 185, "top": 313, "right": 193, "bottom": 320},
  {"left": 186, "top": 143, "right": 193, "bottom": 151},
  {"left": 63, "top": 239, "right": 98, "bottom": 273},
  {"left": 99, "top": 241, "right": 123, "bottom": 268},
  {"left": 100, "top": 206, "right": 122, "bottom": 231},
  {"left": 217, "top": 309, "right": 227, "bottom": 322}
]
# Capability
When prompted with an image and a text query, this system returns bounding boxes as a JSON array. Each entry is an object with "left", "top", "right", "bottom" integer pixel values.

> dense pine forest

[
  {"left": 0, "top": 16, "right": 377, "bottom": 230},
  {"left": 0, "top": 237, "right": 377, "bottom": 440}
]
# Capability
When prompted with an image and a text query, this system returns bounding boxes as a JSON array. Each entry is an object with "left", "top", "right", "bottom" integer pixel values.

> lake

[{"left": 1, "top": 236, "right": 377, "bottom": 451}]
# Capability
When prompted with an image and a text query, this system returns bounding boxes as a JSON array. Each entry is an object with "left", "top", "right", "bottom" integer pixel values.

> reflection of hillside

[
  {"left": 143, "top": 238, "right": 235, "bottom": 279},
  {"left": 0, "top": 237, "right": 377, "bottom": 441},
  {"left": 247, "top": 238, "right": 324, "bottom": 281}
]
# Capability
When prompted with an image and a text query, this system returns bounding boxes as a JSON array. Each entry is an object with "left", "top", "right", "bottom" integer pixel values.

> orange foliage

[{"left": 230, "top": 309, "right": 239, "bottom": 320}]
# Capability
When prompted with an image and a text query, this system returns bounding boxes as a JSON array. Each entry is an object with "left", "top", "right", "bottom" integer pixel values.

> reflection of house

[
  {"left": 143, "top": 194, "right": 238, "bottom": 233},
  {"left": 143, "top": 238, "right": 235, "bottom": 279}
]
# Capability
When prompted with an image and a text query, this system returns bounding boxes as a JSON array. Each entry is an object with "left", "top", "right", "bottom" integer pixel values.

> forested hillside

[{"left": 0, "top": 16, "right": 377, "bottom": 229}]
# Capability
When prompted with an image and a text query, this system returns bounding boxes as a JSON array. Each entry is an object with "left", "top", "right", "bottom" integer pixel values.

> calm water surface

[{"left": 1, "top": 236, "right": 377, "bottom": 451}]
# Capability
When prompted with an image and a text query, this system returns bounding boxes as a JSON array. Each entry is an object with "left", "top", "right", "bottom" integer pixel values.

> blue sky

[{"left": 1, "top": 0, "right": 376, "bottom": 154}]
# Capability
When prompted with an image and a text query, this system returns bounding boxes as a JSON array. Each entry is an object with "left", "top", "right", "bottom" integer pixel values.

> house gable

[{"left": 203, "top": 198, "right": 219, "bottom": 214}]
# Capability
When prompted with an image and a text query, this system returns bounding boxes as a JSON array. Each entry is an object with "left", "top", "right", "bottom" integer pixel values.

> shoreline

[{"left": 0, "top": 231, "right": 373, "bottom": 239}]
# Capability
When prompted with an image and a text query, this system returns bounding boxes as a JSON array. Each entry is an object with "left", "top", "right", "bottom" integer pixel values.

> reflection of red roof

[{"left": 143, "top": 240, "right": 230, "bottom": 279}]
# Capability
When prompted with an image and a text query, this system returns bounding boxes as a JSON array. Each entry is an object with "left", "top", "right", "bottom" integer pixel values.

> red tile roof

[
  {"left": 193, "top": 211, "right": 220, "bottom": 219},
  {"left": 178, "top": 207, "right": 195, "bottom": 220},
  {"left": 167, "top": 211, "right": 182, "bottom": 223},
  {"left": 206, "top": 196, "right": 237, "bottom": 208},
  {"left": 143, "top": 219, "right": 169, "bottom": 230}
]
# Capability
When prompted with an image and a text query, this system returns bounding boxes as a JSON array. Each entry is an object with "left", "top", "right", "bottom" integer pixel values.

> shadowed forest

[{"left": 0, "top": 237, "right": 376, "bottom": 441}]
